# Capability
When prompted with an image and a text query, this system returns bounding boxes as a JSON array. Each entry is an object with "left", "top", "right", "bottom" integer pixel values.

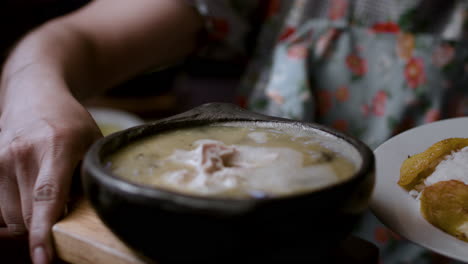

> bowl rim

[{"left": 82, "top": 103, "right": 375, "bottom": 210}]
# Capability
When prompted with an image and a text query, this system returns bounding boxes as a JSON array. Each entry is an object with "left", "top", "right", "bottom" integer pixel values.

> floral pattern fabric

[{"left": 189, "top": 0, "right": 468, "bottom": 263}]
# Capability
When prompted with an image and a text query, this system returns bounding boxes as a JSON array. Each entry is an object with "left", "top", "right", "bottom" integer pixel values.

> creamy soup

[{"left": 106, "top": 125, "right": 357, "bottom": 198}]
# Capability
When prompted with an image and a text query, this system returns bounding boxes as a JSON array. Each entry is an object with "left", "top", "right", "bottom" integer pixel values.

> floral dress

[{"left": 189, "top": 0, "right": 468, "bottom": 263}]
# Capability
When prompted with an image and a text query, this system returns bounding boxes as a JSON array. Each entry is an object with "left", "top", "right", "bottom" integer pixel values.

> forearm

[
  {"left": 1, "top": 0, "right": 203, "bottom": 101},
  {"left": 0, "top": 22, "right": 88, "bottom": 105}
]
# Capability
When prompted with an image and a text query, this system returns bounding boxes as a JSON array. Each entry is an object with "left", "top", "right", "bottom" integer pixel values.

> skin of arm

[{"left": 0, "top": 0, "right": 203, "bottom": 263}]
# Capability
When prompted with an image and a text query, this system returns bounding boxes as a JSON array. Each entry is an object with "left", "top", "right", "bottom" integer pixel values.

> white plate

[
  {"left": 87, "top": 107, "right": 144, "bottom": 136},
  {"left": 371, "top": 117, "right": 468, "bottom": 263}
]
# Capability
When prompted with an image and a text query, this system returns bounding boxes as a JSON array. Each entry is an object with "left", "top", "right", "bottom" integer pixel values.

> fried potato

[
  {"left": 420, "top": 180, "right": 468, "bottom": 242},
  {"left": 398, "top": 138, "right": 468, "bottom": 190}
]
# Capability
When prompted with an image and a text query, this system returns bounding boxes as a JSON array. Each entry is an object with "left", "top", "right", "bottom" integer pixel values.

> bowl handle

[{"left": 162, "top": 102, "right": 289, "bottom": 123}]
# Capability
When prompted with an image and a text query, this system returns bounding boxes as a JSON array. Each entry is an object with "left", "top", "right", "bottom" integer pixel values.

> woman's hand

[
  {"left": 0, "top": 0, "right": 202, "bottom": 263},
  {"left": 0, "top": 70, "right": 102, "bottom": 263}
]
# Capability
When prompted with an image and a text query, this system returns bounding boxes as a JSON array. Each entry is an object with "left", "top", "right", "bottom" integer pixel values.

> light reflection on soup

[{"left": 107, "top": 125, "right": 356, "bottom": 198}]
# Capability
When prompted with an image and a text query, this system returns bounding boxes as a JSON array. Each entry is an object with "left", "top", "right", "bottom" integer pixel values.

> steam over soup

[{"left": 107, "top": 125, "right": 357, "bottom": 198}]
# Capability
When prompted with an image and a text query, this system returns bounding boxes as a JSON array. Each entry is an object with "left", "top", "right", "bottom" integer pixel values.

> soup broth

[{"left": 107, "top": 125, "right": 357, "bottom": 198}]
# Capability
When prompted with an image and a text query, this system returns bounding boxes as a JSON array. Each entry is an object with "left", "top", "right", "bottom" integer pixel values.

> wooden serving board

[{"left": 52, "top": 199, "right": 146, "bottom": 264}]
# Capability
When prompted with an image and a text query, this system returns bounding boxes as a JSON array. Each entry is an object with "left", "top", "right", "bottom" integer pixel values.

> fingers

[
  {"left": 29, "top": 150, "right": 76, "bottom": 264},
  {"left": 0, "top": 170, "right": 28, "bottom": 237},
  {"left": 0, "top": 210, "right": 12, "bottom": 239},
  {"left": 0, "top": 206, "right": 5, "bottom": 226},
  {"left": 15, "top": 147, "right": 39, "bottom": 230},
  {"left": 0, "top": 139, "right": 38, "bottom": 236}
]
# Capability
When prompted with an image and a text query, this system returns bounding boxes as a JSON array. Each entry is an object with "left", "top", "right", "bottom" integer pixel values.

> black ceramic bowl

[{"left": 82, "top": 103, "right": 375, "bottom": 263}]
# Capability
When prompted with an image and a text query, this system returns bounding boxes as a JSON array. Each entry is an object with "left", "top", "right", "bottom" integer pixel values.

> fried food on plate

[
  {"left": 420, "top": 180, "right": 468, "bottom": 242},
  {"left": 398, "top": 138, "right": 468, "bottom": 191},
  {"left": 398, "top": 138, "right": 468, "bottom": 242}
]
